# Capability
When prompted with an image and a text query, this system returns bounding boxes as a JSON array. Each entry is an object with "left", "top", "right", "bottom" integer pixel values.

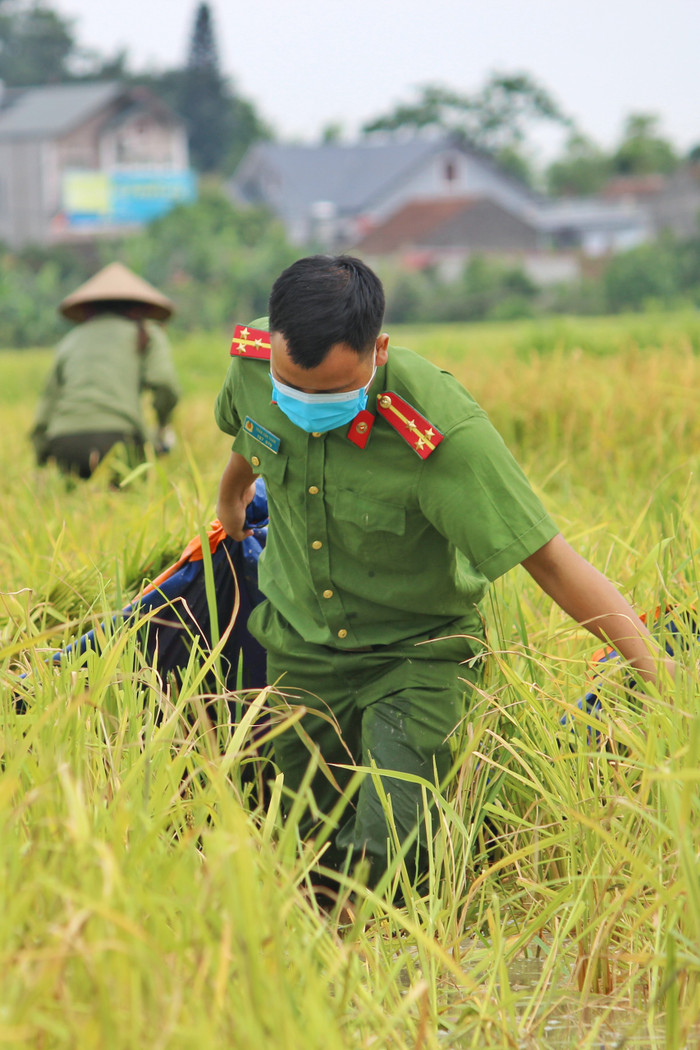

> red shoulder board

[
  {"left": 375, "top": 392, "right": 443, "bottom": 459},
  {"left": 230, "top": 325, "right": 271, "bottom": 360}
]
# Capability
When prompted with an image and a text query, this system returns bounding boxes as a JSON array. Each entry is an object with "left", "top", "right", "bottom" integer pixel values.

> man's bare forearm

[
  {"left": 217, "top": 451, "right": 258, "bottom": 540},
  {"left": 522, "top": 534, "right": 666, "bottom": 681}
]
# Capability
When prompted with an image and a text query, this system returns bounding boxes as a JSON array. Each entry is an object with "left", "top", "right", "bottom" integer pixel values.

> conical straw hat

[{"left": 59, "top": 262, "right": 175, "bottom": 321}]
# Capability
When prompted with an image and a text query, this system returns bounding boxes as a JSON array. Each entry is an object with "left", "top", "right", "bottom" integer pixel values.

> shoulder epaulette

[
  {"left": 375, "top": 392, "right": 444, "bottom": 459},
  {"left": 230, "top": 325, "right": 271, "bottom": 360}
]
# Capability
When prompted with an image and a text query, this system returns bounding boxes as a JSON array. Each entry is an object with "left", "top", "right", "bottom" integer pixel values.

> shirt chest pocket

[
  {"left": 232, "top": 430, "right": 289, "bottom": 527},
  {"left": 332, "top": 489, "right": 406, "bottom": 558},
  {"left": 233, "top": 430, "right": 288, "bottom": 483}
]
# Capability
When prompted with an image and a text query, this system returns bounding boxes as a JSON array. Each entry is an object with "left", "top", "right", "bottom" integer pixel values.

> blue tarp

[{"left": 53, "top": 478, "right": 269, "bottom": 691}]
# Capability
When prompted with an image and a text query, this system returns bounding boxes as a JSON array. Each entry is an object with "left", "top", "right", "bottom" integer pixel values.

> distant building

[
  {"left": 602, "top": 166, "right": 700, "bottom": 239},
  {"left": 649, "top": 165, "right": 700, "bottom": 237},
  {"left": 229, "top": 137, "right": 542, "bottom": 247},
  {"left": 352, "top": 195, "right": 580, "bottom": 285},
  {"left": 536, "top": 197, "right": 651, "bottom": 256},
  {"left": 0, "top": 81, "right": 196, "bottom": 247},
  {"left": 603, "top": 174, "right": 667, "bottom": 204},
  {"left": 229, "top": 136, "right": 653, "bottom": 279},
  {"left": 354, "top": 196, "right": 539, "bottom": 255}
]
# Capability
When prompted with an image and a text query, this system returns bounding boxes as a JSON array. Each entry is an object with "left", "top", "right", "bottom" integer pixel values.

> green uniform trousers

[
  {"left": 43, "top": 431, "right": 144, "bottom": 478},
  {"left": 249, "top": 601, "right": 485, "bottom": 884}
]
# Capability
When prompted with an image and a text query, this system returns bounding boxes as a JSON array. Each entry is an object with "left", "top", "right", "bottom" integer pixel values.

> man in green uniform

[
  {"left": 32, "top": 262, "right": 180, "bottom": 478},
  {"left": 215, "top": 255, "right": 668, "bottom": 885}
]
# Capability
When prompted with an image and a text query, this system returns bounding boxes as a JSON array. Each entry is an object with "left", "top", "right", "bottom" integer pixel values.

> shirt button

[
  {"left": 251, "top": 455, "right": 260, "bottom": 467},
  {"left": 311, "top": 432, "right": 322, "bottom": 438},
  {"left": 312, "top": 540, "right": 323, "bottom": 550},
  {"left": 308, "top": 485, "right": 319, "bottom": 495},
  {"left": 337, "top": 629, "right": 348, "bottom": 639},
  {"left": 322, "top": 589, "right": 333, "bottom": 599}
]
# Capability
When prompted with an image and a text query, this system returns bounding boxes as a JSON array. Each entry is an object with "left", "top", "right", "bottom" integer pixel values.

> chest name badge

[{"left": 244, "top": 416, "right": 280, "bottom": 453}]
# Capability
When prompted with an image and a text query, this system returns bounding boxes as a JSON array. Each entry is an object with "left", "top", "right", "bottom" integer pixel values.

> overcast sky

[{"left": 52, "top": 0, "right": 699, "bottom": 159}]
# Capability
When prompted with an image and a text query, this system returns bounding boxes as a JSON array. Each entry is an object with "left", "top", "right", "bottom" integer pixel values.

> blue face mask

[{"left": 270, "top": 354, "right": 377, "bottom": 434}]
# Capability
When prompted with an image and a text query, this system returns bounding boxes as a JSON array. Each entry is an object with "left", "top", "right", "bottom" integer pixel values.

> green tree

[
  {"left": 383, "top": 256, "right": 540, "bottom": 324},
  {"left": 612, "top": 114, "right": 678, "bottom": 176},
  {"left": 451, "top": 255, "right": 538, "bottom": 321},
  {"left": 546, "top": 133, "right": 612, "bottom": 196},
  {"left": 0, "top": 0, "right": 74, "bottom": 85},
  {"left": 0, "top": 0, "right": 129, "bottom": 84},
  {"left": 602, "top": 237, "right": 681, "bottom": 311},
  {"left": 0, "top": 1, "right": 268, "bottom": 172},
  {"left": 362, "top": 73, "right": 570, "bottom": 164},
  {"left": 176, "top": 2, "right": 229, "bottom": 172},
  {"left": 0, "top": 191, "right": 298, "bottom": 345},
  {"left": 113, "top": 188, "right": 298, "bottom": 330},
  {"left": 320, "top": 122, "right": 344, "bottom": 144},
  {"left": 494, "top": 144, "right": 535, "bottom": 186},
  {"left": 133, "top": 4, "right": 270, "bottom": 175},
  {"left": 466, "top": 73, "right": 568, "bottom": 154},
  {"left": 69, "top": 45, "right": 129, "bottom": 81},
  {"left": 222, "top": 93, "right": 271, "bottom": 174}
]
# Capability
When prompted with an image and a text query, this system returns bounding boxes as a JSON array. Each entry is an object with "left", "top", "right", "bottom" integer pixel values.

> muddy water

[
  {"left": 506, "top": 956, "right": 687, "bottom": 1049},
  {"left": 432, "top": 954, "right": 697, "bottom": 1049}
]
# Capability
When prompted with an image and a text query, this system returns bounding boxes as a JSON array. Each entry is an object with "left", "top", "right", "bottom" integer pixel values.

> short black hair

[{"left": 268, "top": 255, "right": 385, "bottom": 369}]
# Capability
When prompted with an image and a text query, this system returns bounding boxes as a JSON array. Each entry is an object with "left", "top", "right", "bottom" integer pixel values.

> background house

[
  {"left": 352, "top": 195, "right": 578, "bottom": 284},
  {"left": 228, "top": 137, "right": 542, "bottom": 247},
  {"left": 536, "top": 197, "right": 650, "bottom": 255},
  {"left": 603, "top": 167, "right": 700, "bottom": 238},
  {"left": 229, "top": 135, "right": 653, "bottom": 280},
  {"left": 0, "top": 81, "right": 196, "bottom": 247}
]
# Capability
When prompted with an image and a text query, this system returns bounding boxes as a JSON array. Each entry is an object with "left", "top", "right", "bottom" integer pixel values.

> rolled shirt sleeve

[
  {"left": 418, "top": 410, "right": 559, "bottom": 582},
  {"left": 214, "top": 359, "right": 243, "bottom": 438}
]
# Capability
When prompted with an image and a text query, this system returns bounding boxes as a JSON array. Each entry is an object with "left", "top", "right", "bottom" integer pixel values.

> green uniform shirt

[
  {"left": 215, "top": 333, "right": 558, "bottom": 650},
  {"left": 33, "top": 314, "right": 180, "bottom": 441}
]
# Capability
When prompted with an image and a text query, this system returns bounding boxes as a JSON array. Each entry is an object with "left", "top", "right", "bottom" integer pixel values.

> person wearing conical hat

[{"left": 31, "top": 263, "right": 181, "bottom": 478}]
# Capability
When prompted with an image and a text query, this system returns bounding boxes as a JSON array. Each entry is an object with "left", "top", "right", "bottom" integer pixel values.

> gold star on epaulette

[
  {"left": 229, "top": 324, "right": 272, "bottom": 360},
  {"left": 374, "top": 392, "right": 444, "bottom": 459}
]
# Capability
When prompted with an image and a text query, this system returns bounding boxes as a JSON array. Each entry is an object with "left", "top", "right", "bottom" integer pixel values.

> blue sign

[
  {"left": 110, "top": 171, "right": 197, "bottom": 223},
  {"left": 61, "top": 169, "right": 197, "bottom": 227}
]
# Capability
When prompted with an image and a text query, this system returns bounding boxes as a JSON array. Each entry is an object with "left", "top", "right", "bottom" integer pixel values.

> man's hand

[
  {"left": 154, "top": 425, "right": 177, "bottom": 455},
  {"left": 217, "top": 452, "right": 258, "bottom": 540}
]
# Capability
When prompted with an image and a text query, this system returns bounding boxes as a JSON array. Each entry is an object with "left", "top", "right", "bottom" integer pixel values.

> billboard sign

[{"left": 61, "top": 170, "right": 197, "bottom": 228}]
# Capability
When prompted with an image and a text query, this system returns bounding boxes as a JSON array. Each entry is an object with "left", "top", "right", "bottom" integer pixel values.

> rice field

[{"left": 1, "top": 310, "right": 699, "bottom": 1049}]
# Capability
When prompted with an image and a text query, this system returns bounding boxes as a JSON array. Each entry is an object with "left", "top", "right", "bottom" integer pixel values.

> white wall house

[
  {"left": 229, "top": 135, "right": 651, "bottom": 262},
  {"left": 0, "top": 81, "right": 195, "bottom": 247}
]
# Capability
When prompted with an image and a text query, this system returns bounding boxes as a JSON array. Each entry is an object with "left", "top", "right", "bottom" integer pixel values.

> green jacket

[
  {"left": 215, "top": 335, "right": 558, "bottom": 650},
  {"left": 32, "top": 314, "right": 180, "bottom": 455}
]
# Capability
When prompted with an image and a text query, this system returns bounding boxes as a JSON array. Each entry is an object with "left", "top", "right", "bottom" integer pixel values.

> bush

[
  {"left": 0, "top": 189, "right": 299, "bottom": 348},
  {"left": 384, "top": 257, "right": 539, "bottom": 324},
  {"left": 602, "top": 238, "right": 682, "bottom": 312},
  {"left": 4, "top": 205, "right": 700, "bottom": 348}
]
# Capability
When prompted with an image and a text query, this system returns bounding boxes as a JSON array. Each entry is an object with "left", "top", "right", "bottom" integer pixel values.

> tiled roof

[
  {"left": 603, "top": 175, "right": 667, "bottom": 199},
  {"left": 353, "top": 197, "right": 479, "bottom": 252}
]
